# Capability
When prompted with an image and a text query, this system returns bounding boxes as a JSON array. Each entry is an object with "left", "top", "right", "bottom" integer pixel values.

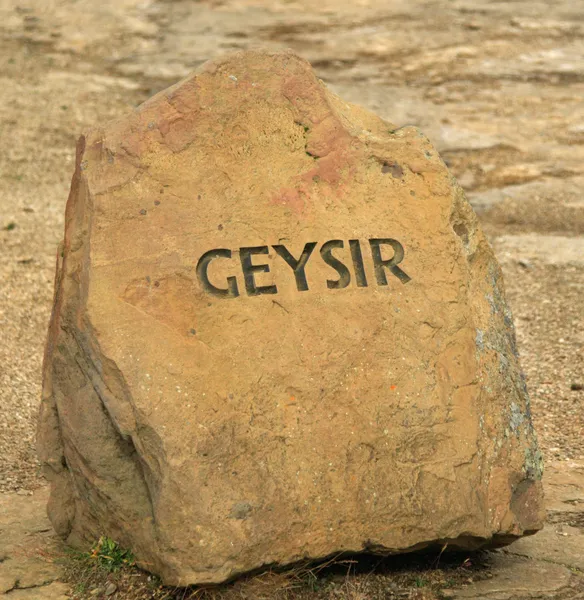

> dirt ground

[{"left": 0, "top": 0, "right": 582, "bottom": 598}]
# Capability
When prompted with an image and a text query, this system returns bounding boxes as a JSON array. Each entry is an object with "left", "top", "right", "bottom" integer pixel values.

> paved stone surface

[
  {"left": 4, "top": 583, "right": 71, "bottom": 600},
  {"left": 493, "top": 235, "right": 584, "bottom": 267},
  {"left": 468, "top": 177, "right": 584, "bottom": 216},
  {"left": 504, "top": 525, "right": 584, "bottom": 572},
  {"left": 444, "top": 554, "right": 573, "bottom": 600},
  {"left": 0, "top": 488, "right": 68, "bottom": 598}
]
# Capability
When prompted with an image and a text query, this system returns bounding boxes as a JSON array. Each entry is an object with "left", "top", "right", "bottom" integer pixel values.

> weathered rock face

[{"left": 38, "top": 49, "right": 544, "bottom": 586}]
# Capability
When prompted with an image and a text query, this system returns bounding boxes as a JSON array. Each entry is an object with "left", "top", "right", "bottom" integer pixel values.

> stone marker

[{"left": 38, "top": 49, "right": 545, "bottom": 586}]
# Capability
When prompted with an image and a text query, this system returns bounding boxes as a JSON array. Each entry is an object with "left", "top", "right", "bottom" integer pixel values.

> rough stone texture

[{"left": 38, "top": 49, "right": 544, "bottom": 586}]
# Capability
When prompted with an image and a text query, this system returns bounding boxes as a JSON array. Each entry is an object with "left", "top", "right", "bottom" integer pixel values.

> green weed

[{"left": 89, "top": 536, "right": 135, "bottom": 573}]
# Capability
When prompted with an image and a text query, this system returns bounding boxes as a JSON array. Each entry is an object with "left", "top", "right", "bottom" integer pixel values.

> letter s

[{"left": 320, "top": 240, "right": 351, "bottom": 289}]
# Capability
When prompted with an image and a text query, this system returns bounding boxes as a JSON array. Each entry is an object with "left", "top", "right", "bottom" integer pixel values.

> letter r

[{"left": 369, "top": 239, "right": 411, "bottom": 285}]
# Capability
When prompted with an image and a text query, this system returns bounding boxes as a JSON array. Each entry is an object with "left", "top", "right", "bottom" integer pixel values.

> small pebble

[{"left": 105, "top": 581, "right": 117, "bottom": 596}]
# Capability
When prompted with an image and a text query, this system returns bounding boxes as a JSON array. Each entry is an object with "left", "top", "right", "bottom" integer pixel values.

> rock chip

[{"left": 38, "top": 49, "right": 544, "bottom": 586}]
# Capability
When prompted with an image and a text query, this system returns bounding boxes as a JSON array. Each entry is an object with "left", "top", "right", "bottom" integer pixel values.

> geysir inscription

[{"left": 196, "top": 238, "right": 411, "bottom": 298}]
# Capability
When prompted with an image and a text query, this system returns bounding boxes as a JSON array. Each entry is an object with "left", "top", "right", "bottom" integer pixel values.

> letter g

[{"left": 196, "top": 249, "right": 240, "bottom": 298}]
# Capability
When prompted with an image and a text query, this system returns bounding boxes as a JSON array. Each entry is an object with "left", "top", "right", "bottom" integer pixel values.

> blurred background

[{"left": 0, "top": 0, "right": 583, "bottom": 496}]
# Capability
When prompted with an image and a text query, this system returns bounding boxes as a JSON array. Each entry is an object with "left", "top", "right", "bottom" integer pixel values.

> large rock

[{"left": 38, "top": 49, "right": 544, "bottom": 586}]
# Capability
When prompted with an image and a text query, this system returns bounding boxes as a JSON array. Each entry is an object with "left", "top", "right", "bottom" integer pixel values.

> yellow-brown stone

[{"left": 38, "top": 49, "right": 544, "bottom": 586}]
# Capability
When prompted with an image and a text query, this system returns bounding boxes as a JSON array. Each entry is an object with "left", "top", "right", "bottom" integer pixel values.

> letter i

[{"left": 349, "top": 239, "right": 368, "bottom": 288}]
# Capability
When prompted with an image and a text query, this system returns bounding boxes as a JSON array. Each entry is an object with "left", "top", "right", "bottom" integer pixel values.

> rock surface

[
  {"left": 38, "top": 49, "right": 544, "bottom": 585},
  {"left": 0, "top": 487, "right": 69, "bottom": 599},
  {"left": 443, "top": 555, "right": 573, "bottom": 600}
]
